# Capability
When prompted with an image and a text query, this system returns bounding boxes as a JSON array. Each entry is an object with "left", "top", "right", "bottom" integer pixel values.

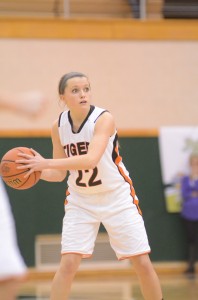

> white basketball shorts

[
  {"left": 0, "top": 179, "right": 27, "bottom": 281},
  {"left": 61, "top": 182, "right": 151, "bottom": 260}
]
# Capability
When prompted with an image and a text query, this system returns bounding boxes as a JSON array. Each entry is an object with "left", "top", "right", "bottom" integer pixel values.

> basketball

[{"left": 0, "top": 147, "right": 41, "bottom": 190}]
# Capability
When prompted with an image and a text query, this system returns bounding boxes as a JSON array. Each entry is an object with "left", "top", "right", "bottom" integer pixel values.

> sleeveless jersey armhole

[{"left": 58, "top": 111, "right": 64, "bottom": 127}]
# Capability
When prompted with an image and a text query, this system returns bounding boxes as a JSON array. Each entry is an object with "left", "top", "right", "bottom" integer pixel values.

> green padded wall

[{"left": 0, "top": 136, "right": 187, "bottom": 266}]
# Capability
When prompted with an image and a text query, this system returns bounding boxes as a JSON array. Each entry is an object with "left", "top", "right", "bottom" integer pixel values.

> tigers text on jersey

[{"left": 58, "top": 105, "right": 136, "bottom": 196}]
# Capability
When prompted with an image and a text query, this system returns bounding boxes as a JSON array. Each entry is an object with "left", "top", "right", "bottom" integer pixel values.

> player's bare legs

[
  {"left": 50, "top": 253, "right": 82, "bottom": 300},
  {"left": 0, "top": 278, "right": 23, "bottom": 300},
  {"left": 130, "top": 254, "right": 163, "bottom": 300}
]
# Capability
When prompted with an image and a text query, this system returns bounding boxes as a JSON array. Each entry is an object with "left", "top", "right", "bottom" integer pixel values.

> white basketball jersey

[{"left": 58, "top": 105, "right": 136, "bottom": 196}]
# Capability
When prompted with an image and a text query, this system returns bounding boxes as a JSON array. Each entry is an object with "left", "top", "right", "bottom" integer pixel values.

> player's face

[{"left": 60, "top": 77, "right": 91, "bottom": 110}]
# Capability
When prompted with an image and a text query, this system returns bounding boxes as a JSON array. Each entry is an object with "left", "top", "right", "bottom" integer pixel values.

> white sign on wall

[{"left": 158, "top": 127, "right": 198, "bottom": 212}]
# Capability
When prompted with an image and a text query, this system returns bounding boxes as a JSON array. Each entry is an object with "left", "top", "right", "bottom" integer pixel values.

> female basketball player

[{"left": 16, "top": 72, "right": 164, "bottom": 300}]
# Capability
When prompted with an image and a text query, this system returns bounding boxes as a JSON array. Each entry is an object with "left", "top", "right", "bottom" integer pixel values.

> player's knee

[
  {"left": 130, "top": 254, "right": 154, "bottom": 274},
  {"left": 59, "top": 254, "right": 81, "bottom": 277}
]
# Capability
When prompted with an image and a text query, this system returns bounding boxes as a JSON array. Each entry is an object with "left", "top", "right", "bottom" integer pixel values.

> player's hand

[{"left": 16, "top": 148, "right": 48, "bottom": 177}]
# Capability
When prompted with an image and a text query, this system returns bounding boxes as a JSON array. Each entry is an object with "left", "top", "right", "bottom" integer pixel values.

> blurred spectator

[{"left": 181, "top": 152, "right": 198, "bottom": 276}]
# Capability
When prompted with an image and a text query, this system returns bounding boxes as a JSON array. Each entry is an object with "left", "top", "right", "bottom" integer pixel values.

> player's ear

[
  {"left": 59, "top": 94, "right": 65, "bottom": 102},
  {"left": 59, "top": 94, "right": 68, "bottom": 107}
]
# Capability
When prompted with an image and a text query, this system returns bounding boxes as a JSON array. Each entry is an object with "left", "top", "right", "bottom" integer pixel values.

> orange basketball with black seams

[{"left": 0, "top": 147, "right": 41, "bottom": 190}]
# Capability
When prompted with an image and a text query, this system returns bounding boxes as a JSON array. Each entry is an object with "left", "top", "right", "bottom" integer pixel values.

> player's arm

[
  {"left": 40, "top": 119, "right": 67, "bottom": 182},
  {"left": 85, "top": 111, "right": 116, "bottom": 167},
  {"left": 16, "top": 112, "right": 115, "bottom": 174},
  {"left": 0, "top": 91, "right": 47, "bottom": 117},
  {"left": 47, "top": 111, "right": 115, "bottom": 170},
  {"left": 32, "top": 121, "right": 67, "bottom": 182}
]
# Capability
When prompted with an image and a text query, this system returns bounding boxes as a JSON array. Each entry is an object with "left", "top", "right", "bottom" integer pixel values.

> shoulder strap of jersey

[
  {"left": 89, "top": 106, "right": 109, "bottom": 123},
  {"left": 58, "top": 110, "right": 68, "bottom": 127}
]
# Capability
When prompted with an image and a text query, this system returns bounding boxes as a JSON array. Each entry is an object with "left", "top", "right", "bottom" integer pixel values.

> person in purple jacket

[{"left": 181, "top": 152, "right": 198, "bottom": 275}]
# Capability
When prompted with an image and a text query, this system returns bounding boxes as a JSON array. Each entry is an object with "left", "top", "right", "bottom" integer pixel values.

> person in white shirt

[{"left": 0, "top": 90, "right": 47, "bottom": 300}]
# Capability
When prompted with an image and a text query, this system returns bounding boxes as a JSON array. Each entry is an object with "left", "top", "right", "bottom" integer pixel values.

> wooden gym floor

[{"left": 17, "top": 267, "right": 198, "bottom": 300}]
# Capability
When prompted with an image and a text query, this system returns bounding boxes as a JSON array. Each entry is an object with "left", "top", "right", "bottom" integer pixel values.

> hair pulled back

[{"left": 58, "top": 72, "right": 88, "bottom": 95}]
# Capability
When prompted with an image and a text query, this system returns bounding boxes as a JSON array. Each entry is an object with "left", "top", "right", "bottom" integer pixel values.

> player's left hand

[{"left": 16, "top": 148, "right": 48, "bottom": 177}]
